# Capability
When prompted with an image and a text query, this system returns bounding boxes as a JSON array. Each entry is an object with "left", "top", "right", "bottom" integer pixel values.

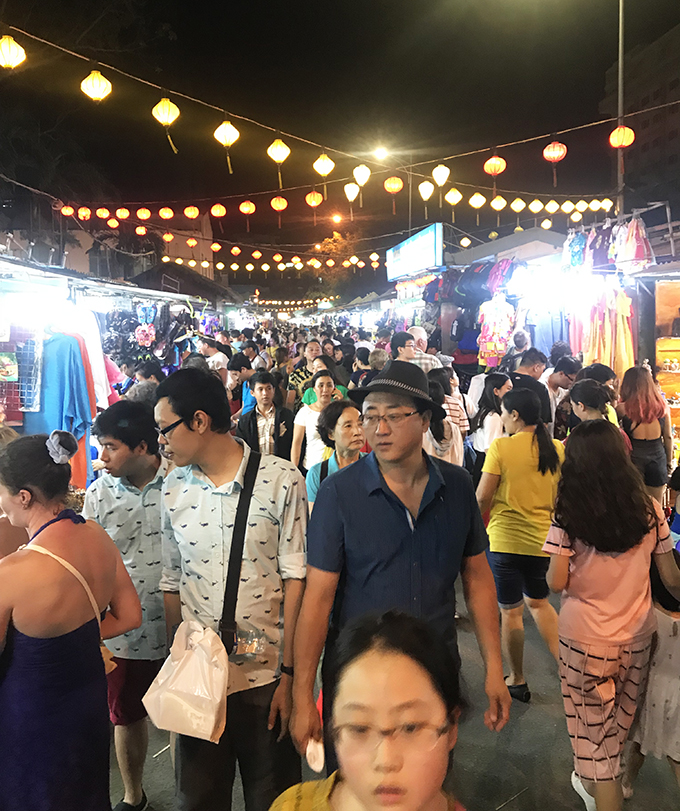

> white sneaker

[
  {"left": 622, "top": 782, "right": 634, "bottom": 800},
  {"left": 571, "top": 772, "right": 597, "bottom": 811}
]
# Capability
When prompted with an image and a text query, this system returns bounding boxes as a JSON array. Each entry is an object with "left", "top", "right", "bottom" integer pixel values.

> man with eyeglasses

[
  {"left": 154, "top": 369, "right": 307, "bottom": 811},
  {"left": 290, "top": 360, "right": 510, "bottom": 768},
  {"left": 542, "top": 355, "right": 582, "bottom": 437}
]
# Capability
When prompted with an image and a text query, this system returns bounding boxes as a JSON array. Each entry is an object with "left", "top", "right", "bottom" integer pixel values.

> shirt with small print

[
  {"left": 159, "top": 440, "right": 307, "bottom": 695},
  {"left": 410, "top": 349, "right": 443, "bottom": 372},
  {"left": 256, "top": 405, "right": 276, "bottom": 455},
  {"left": 83, "top": 458, "right": 168, "bottom": 660}
]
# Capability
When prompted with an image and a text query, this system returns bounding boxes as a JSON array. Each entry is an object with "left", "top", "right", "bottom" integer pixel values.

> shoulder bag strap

[
  {"left": 220, "top": 450, "right": 261, "bottom": 653},
  {"left": 23, "top": 544, "right": 102, "bottom": 633},
  {"left": 320, "top": 458, "right": 330, "bottom": 484}
]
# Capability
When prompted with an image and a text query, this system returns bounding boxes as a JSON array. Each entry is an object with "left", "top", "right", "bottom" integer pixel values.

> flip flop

[{"left": 505, "top": 680, "right": 531, "bottom": 703}]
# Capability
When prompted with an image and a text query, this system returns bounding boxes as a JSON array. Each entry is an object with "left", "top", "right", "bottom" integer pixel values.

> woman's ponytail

[{"left": 534, "top": 419, "right": 560, "bottom": 475}]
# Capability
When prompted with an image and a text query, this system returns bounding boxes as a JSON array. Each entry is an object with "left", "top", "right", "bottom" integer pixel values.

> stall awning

[{"left": 444, "top": 227, "right": 565, "bottom": 266}]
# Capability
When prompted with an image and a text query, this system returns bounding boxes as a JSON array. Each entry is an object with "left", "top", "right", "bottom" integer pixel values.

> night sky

[{"left": 1, "top": 0, "right": 680, "bottom": 256}]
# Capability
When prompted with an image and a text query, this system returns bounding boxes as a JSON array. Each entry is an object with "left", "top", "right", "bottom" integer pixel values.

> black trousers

[{"left": 176, "top": 681, "right": 301, "bottom": 811}]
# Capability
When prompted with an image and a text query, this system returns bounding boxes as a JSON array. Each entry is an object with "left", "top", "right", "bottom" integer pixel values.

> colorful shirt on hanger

[{"left": 477, "top": 295, "right": 515, "bottom": 367}]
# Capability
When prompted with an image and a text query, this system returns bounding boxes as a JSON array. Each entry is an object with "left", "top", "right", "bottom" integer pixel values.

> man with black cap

[{"left": 290, "top": 360, "right": 510, "bottom": 766}]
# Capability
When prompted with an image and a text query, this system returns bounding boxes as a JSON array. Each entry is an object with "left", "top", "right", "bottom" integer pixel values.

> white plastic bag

[{"left": 143, "top": 620, "right": 229, "bottom": 743}]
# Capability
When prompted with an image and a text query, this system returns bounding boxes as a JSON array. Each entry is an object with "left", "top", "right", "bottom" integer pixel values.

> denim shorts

[{"left": 487, "top": 550, "right": 551, "bottom": 609}]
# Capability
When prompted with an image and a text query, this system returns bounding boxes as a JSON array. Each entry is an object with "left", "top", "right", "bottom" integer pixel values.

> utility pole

[{"left": 616, "top": 0, "right": 625, "bottom": 221}]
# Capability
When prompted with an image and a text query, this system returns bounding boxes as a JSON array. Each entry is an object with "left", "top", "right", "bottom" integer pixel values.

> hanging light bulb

[
  {"left": 344, "top": 182, "right": 360, "bottom": 221},
  {"left": 161, "top": 256, "right": 170, "bottom": 263},
  {"left": 514, "top": 225, "right": 524, "bottom": 233},
  {"left": 313, "top": 153, "right": 335, "bottom": 199},
  {"left": 543, "top": 141, "right": 567, "bottom": 187},
  {"left": 162, "top": 233, "right": 174, "bottom": 242},
  {"left": 152, "top": 98, "right": 180, "bottom": 154},
  {"left": 252, "top": 250, "right": 263, "bottom": 259},
  {"left": 432, "top": 164, "right": 450, "bottom": 187},
  {"left": 186, "top": 237, "right": 198, "bottom": 247},
  {"left": 210, "top": 203, "right": 227, "bottom": 218},
  {"left": 510, "top": 198, "right": 526, "bottom": 213},
  {"left": 270, "top": 196, "right": 288, "bottom": 229},
  {"left": 560, "top": 200, "right": 575, "bottom": 214},
  {"left": 369, "top": 252, "right": 380, "bottom": 262},
  {"left": 601, "top": 198, "right": 614, "bottom": 212},
  {"left": 540, "top": 218, "right": 553, "bottom": 230},
  {"left": 483, "top": 154, "right": 506, "bottom": 195},
  {"left": 418, "top": 181, "right": 435, "bottom": 220},
  {"left": 352, "top": 165, "right": 371, "bottom": 208},
  {"left": 231, "top": 263, "right": 240, "bottom": 271},
  {"left": 589, "top": 199, "right": 602, "bottom": 212},
  {"left": 609, "top": 125, "right": 635, "bottom": 149},
  {"left": 239, "top": 201, "right": 256, "bottom": 232},
  {"left": 305, "top": 190, "right": 323, "bottom": 225},
  {"left": 114, "top": 208, "right": 129, "bottom": 220},
  {"left": 60, "top": 206, "right": 75, "bottom": 217},
  {"left": 96, "top": 207, "right": 110, "bottom": 219},
  {"left": 545, "top": 200, "right": 560, "bottom": 215},
  {"left": 528, "top": 199, "right": 544, "bottom": 214},
  {"left": 211, "top": 243, "right": 222, "bottom": 252},
  {"left": 159, "top": 207, "right": 174, "bottom": 219},
  {"left": 460, "top": 237, "right": 472, "bottom": 248},
  {"left": 106, "top": 218, "right": 119, "bottom": 228},
  {"left": 184, "top": 206, "right": 200, "bottom": 219},
  {"left": 490, "top": 196, "right": 507, "bottom": 211},
  {"left": 136, "top": 226, "right": 147, "bottom": 236},
  {"left": 77, "top": 207, "right": 91, "bottom": 221},
  {"left": 488, "top": 231, "right": 499, "bottom": 240},
  {"left": 575, "top": 200, "right": 589, "bottom": 213},
  {"left": 231, "top": 246, "right": 242, "bottom": 256},
  {"left": 213, "top": 120, "right": 240, "bottom": 173},
  {"left": 136, "top": 208, "right": 151, "bottom": 220},
  {"left": 273, "top": 253, "right": 283, "bottom": 262},
  {"left": 267, "top": 138, "right": 291, "bottom": 189},
  {"left": 0, "top": 35, "right": 26, "bottom": 69},
  {"left": 80, "top": 69, "right": 112, "bottom": 101},
  {"left": 188, "top": 259, "right": 197, "bottom": 267},
  {"left": 175, "top": 258, "right": 184, "bottom": 264},
  {"left": 570, "top": 211, "right": 583, "bottom": 222}
]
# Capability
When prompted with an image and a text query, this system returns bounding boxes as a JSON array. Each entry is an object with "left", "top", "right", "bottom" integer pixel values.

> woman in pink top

[{"left": 543, "top": 420, "right": 680, "bottom": 811}]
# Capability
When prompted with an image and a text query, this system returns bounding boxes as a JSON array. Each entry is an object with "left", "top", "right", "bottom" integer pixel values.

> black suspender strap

[
  {"left": 219, "top": 450, "right": 261, "bottom": 653},
  {"left": 320, "top": 458, "right": 329, "bottom": 484}
]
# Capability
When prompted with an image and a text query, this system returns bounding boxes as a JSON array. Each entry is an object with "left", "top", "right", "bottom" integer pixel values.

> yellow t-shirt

[
  {"left": 482, "top": 430, "right": 565, "bottom": 557},
  {"left": 605, "top": 403, "right": 619, "bottom": 426}
]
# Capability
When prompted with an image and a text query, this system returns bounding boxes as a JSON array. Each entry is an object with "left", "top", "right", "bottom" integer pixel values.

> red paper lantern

[
  {"left": 77, "top": 207, "right": 91, "bottom": 221},
  {"left": 305, "top": 191, "right": 323, "bottom": 208},
  {"left": 239, "top": 201, "right": 256, "bottom": 232},
  {"left": 60, "top": 205, "right": 74, "bottom": 217},
  {"left": 210, "top": 204, "right": 226, "bottom": 218},
  {"left": 543, "top": 141, "right": 568, "bottom": 188},
  {"left": 159, "top": 207, "right": 174, "bottom": 219},
  {"left": 136, "top": 208, "right": 151, "bottom": 220},
  {"left": 609, "top": 125, "right": 635, "bottom": 149},
  {"left": 184, "top": 205, "right": 200, "bottom": 219},
  {"left": 186, "top": 237, "right": 198, "bottom": 247},
  {"left": 162, "top": 232, "right": 174, "bottom": 242},
  {"left": 115, "top": 208, "right": 130, "bottom": 220},
  {"left": 270, "top": 196, "right": 287, "bottom": 229},
  {"left": 252, "top": 250, "right": 263, "bottom": 259},
  {"left": 231, "top": 246, "right": 241, "bottom": 256},
  {"left": 135, "top": 226, "right": 147, "bottom": 235},
  {"left": 383, "top": 176, "right": 404, "bottom": 214},
  {"left": 210, "top": 242, "right": 222, "bottom": 252},
  {"left": 96, "top": 207, "right": 110, "bottom": 219},
  {"left": 483, "top": 155, "right": 506, "bottom": 177}
]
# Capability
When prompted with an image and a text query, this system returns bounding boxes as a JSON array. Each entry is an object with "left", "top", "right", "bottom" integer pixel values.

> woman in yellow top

[
  {"left": 272, "top": 612, "right": 468, "bottom": 811},
  {"left": 476, "top": 387, "right": 564, "bottom": 704}
]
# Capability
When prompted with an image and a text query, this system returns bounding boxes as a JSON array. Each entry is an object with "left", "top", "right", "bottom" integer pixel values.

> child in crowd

[
  {"left": 623, "top": 550, "right": 680, "bottom": 799},
  {"left": 544, "top": 420, "right": 680, "bottom": 811}
]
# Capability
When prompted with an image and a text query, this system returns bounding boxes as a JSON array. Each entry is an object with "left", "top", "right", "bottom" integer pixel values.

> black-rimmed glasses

[{"left": 156, "top": 418, "right": 184, "bottom": 438}]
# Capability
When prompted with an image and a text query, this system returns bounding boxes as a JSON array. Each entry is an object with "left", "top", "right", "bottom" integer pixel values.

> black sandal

[{"left": 505, "top": 681, "right": 531, "bottom": 703}]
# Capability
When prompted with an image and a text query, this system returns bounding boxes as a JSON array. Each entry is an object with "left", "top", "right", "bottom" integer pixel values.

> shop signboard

[{"left": 386, "top": 223, "right": 443, "bottom": 282}]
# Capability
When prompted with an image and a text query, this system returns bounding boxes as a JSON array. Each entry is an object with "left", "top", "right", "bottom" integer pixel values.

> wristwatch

[{"left": 280, "top": 664, "right": 294, "bottom": 677}]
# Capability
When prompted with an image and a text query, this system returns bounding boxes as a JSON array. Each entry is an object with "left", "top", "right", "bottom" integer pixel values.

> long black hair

[
  {"left": 569, "top": 379, "right": 610, "bottom": 416},
  {"left": 331, "top": 611, "right": 464, "bottom": 722},
  {"left": 471, "top": 372, "right": 510, "bottom": 434},
  {"left": 427, "top": 381, "right": 447, "bottom": 444},
  {"left": 501, "top": 388, "right": 560, "bottom": 475},
  {"left": 554, "top": 420, "right": 657, "bottom": 553}
]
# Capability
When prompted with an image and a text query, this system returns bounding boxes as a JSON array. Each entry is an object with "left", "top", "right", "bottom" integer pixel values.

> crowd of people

[{"left": 0, "top": 320, "right": 679, "bottom": 811}]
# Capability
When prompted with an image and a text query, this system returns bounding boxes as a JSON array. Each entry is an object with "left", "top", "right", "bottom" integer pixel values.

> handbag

[
  {"left": 143, "top": 450, "right": 261, "bottom": 742},
  {"left": 23, "top": 544, "right": 117, "bottom": 674}
]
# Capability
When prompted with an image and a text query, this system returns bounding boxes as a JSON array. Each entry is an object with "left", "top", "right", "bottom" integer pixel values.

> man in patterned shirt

[
  {"left": 286, "top": 339, "right": 321, "bottom": 410},
  {"left": 85, "top": 400, "right": 168, "bottom": 811},
  {"left": 407, "top": 325, "right": 443, "bottom": 372},
  {"left": 155, "top": 368, "right": 307, "bottom": 811}
]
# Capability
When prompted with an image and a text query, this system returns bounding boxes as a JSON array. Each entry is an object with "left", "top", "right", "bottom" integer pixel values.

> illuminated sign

[{"left": 386, "top": 223, "right": 443, "bottom": 282}]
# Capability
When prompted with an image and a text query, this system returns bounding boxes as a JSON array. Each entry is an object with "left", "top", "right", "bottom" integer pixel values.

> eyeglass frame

[
  {"left": 361, "top": 410, "right": 420, "bottom": 429},
  {"left": 156, "top": 417, "right": 184, "bottom": 438},
  {"left": 331, "top": 721, "right": 451, "bottom": 752}
]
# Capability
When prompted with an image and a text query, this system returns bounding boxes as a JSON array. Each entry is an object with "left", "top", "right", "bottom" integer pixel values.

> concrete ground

[{"left": 111, "top": 590, "right": 679, "bottom": 811}]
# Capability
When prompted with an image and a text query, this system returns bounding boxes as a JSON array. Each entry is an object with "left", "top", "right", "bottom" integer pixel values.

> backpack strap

[{"left": 320, "top": 458, "right": 330, "bottom": 484}]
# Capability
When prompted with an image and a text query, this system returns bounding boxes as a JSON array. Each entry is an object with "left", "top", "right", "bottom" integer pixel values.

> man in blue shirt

[
  {"left": 227, "top": 353, "right": 256, "bottom": 419},
  {"left": 290, "top": 361, "right": 510, "bottom": 761}
]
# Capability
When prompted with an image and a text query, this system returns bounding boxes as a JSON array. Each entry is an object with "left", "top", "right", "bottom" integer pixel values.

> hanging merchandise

[
  {"left": 617, "top": 217, "right": 654, "bottom": 271},
  {"left": 451, "top": 262, "right": 495, "bottom": 308},
  {"left": 477, "top": 292, "right": 516, "bottom": 368}
]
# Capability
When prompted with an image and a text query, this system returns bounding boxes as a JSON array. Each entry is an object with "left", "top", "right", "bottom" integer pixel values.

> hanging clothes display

[
  {"left": 582, "top": 284, "right": 635, "bottom": 376},
  {"left": 477, "top": 293, "right": 515, "bottom": 367}
]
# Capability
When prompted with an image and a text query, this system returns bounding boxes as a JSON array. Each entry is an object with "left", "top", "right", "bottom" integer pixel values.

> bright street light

[
  {"left": 331, "top": 214, "right": 343, "bottom": 223},
  {"left": 374, "top": 147, "right": 389, "bottom": 160}
]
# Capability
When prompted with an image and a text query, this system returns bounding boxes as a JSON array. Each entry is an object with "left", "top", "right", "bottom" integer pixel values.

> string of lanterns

[{"left": 0, "top": 30, "right": 640, "bottom": 213}]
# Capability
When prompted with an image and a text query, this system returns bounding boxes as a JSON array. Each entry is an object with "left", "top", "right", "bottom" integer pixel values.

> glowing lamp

[
  {"left": 545, "top": 200, "right": 560, "bottom": 215},
  {"left": 80, "top": 70, "right": 112, "bottom": 101},
  {"left": 460, "top": 237, "right": 472, "bottom": 248},
  {"left": 159, "top": 207, "right": 174, "bottom": 219},
  {"left": 575, "top": 200, "right": 589, "bottom": 213},
  {"left": 432, "top": 164, "right": 450, "bottom": 187},
  {"left": 384, "top": 176, "right": 404, "bottom": 194},
  {"left": 609, "top": 125, "right": 635, "bottom": 149},
  {"left": 418, "top": 181, "right": 435, "bottom": 202},
  {"left": 231, "top": 246, "right": 241, "bottom": 256},
  {"left": 490, "top": 196, "right": 507, "bottom": 211},
  {"left": 273, "top": 253, "right": 283, "bottom": 262},
  {"left": 514, "top": 225, "right": 524, "bottom": 233},
  {"left": 488, "top": 232, "right": 499, "bottom": 240},
  {"left": 510, "top": 198, "right": 526, "bottom": 213},
  {"left": 214, "top": 120, "right": 239, "bottom": 147},
  {"left": 278, "top": 263, "right": 286, "bottom": 271},
  {"left": 60, "top": 205, "right": 74, "bottom": 217},
  {"left": 216, "top": 262, "right": 225, "bottom": 270},
  {"left": 161, "top": 256, "right": 170, "bottom": 263},
  {"left": 349, "top": 256, "right": 359, "bottom": 265},
  {"left": 135, "top": 226, "right": 147, "bottom": 235},
  {"left": 175, "top": 258, "right": 183, "bottom": 264},
  {"left": 262, "top": 264, "right": 270, "bottom": 272},
  {"left": 589, "top": 200, "right": 601, "bottom": 212},
  {"left": 115, "top": 208, "right": 130, "bottom": 220},
  {"left": 270, "top": 196, "right": 288, "bottom": 212},
  {"left": 267, "top": 138, "right": 290, "bottom": 188},
  {"left": 371, "top": 261, "right": 379, "bottom": 269},
  {"left": 305, "top": 191, "right": 323, "bottom": 208},
  {"left": 210, "top": 243, "right": 222, "bottom": 252},
  {"left": 210, "top": 204, "right": 226, "bottom": 218},
  {"left": 77, "top": 207, "right": 91, "bottom": 221},
  {"left": 291, "top": 256, "right": 301, "bottom": 263},
  {"left": 107, "top": 218, "right": 119, "bottom": 228},
  {"left": 344, "top": 182, "right": 360, "bottom": 203},
  {"left": 246, "top": 264, "right": 255, "bottom": 271},
  {"left": 162, "top": 233, "right": 174, "bottom": 242},
  {"left": 560, "top": 201, "right": 575, "bottom": 214},
  {"left": 332, "top": 214, "right": 342, "bottom": 223},
  {"left": 601, "top": 198, "right": 614, "bottom": 212},
  {"left": 326, "top": 259, "right": 335, "bottom": 267},
  {"left": 188, "top": 259, "right": 197, "bottom": 267},
  {"left": 186, "top": 237, "right": 198, "bottom": 247},
  {"left": 152, "top": 97, "right": 179, "bottom": 126},
  {"left": 369, "top": 252, "right": 379, "bottom": 262},
  {"left": 570, "top": 211, "right": 583, "bottom": 222},
  {"left": 201, "top": 260, "right": 210, "bottom": 268},
  {"left": 443, "top": 188, "right": 462, "bottom": 207},
  {"left": 239, "top": 201, "right": 256, "bottom": 215},
  {"left": 469, "top": 193, "right": 486, "bottom": 209},
  {"left": 184, "top": 206, "right": 199, "bottom": 219},
  {"left": 483, "top": 155, "right": 506, "bottom": 177},
  {"left": 353, "top": 165, "right": 371, "bottom": 187},
  {"left": 543, "top": 141, "right": 567, "bottom": 164},
  {"left": 252, "top": 250, "right": 263, "bottom": 259},
  {"left": 540, "top": 219, "right": 552, "bottom": 230},
  {"left": 136, "top": 208, "right": 151, "bottom": 220},
  {"left": 96, "top": 207, "right": 110, "bottom": 219},
  {"left": 0, "top": 35, "right": 25, "bottom": 68},
  {"left": 357, "top": 261, "right": 365, "bottom": 268},
  {"left": 313, "top": 152, "right": 335, "bottom": 177},
  {"left": 528, "top": 199, "right": 544, "bottom": 214},
  {"left": 231, "top": 263, "right": 239, "bottom": 271},
  {"left": 342, "top": 260, "right": 351, "bottom": 268}
]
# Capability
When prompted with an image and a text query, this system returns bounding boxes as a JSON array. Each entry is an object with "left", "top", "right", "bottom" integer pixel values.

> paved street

[{"left": 112, "top": 590, "right": 678, "bottom": 811}]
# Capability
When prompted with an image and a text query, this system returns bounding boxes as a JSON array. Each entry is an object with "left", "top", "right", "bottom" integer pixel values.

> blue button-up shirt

[
  {"left": 83, "top": 458, "right": 168, "bottom": 660},
  {"left": 307, "top": 452, "right": 487, "bottom": 645}
]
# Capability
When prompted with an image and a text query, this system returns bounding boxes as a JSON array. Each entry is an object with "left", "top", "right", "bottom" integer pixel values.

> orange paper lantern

[
  {"left": 96, "top": 207, "right": 110, "bottom": 219},
  {"left": 77, "top": 206, "right": 91, "bottom": 221},
  {"left": 115, "top": 208, "right": 130, "bottom": 220},
  {"left": 159, "top": 207, "right": 174, "bottom": 220},
  {"left": 135, "top": 226, "right": 147, "bottom": 235},
  {"left": 239, "top": 200, "right": 255, "bottom": 232},
  {"left": 210, "top": 242, "right": 222, "bottom": 252},
  {"left": 384, "top": 176, "right": 404, "bottom": 214},
  {"left": 543, "top": 141, "right": 568, "bottom": 187},
  {"left": 136, "top": 208, "right": 151, "bottom": 220},
  {"left": 231, "top": 246, "right": 241, "bottom": 256},
  {"left": 162, "top": 232, "right": 174, "bottom": 242},
  {"left": 186, "top": 237, "right": 198, "bottom": 247},
  {"left": 210, "top": 204, "right": 226, "bottom": 218},
  {"left": 60, "top": 205, "right": 74, "bottom": 217},
  {"left": 184, "top": 206, "right": 199, "bottom": 219},
  {"left": 609, "top": 125, "right": 635, "bottom": 149},
  {"left": 270, "top": 196, "right": 288, "bottom": 212}
]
